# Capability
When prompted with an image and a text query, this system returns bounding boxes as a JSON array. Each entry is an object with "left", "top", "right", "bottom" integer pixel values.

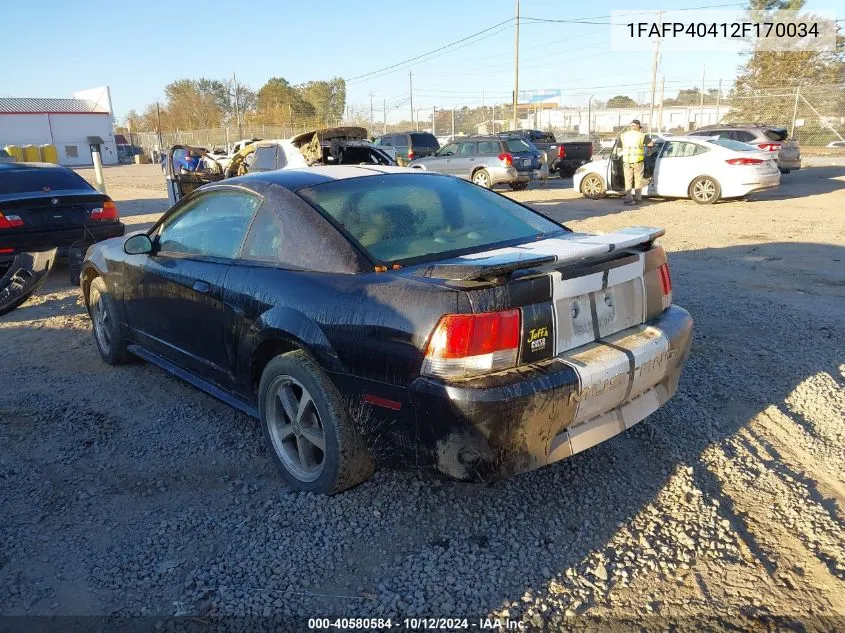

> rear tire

[
  {"left": 88, "top": 277, "right": 128, "bottom": 364},
  {"left": 472, "top": 168, "right": 492, "bottom": 189},
  {"left": 688, "top": 175, "right": 721, "bottom": 204},
  {"left": 580, "top": 174, "right": 606, "bottom": 199},
  {"left": 259, "top": 350, "right": 374, "bottom": 495},
  {"left": 510, "top": 181, "right": 529, "bottom": 191}
]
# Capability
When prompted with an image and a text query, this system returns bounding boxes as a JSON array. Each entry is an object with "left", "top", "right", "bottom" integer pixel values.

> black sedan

[
  {"left": 81, "top": 166, "right": 693, "bottom": 494},
  {"left": 0, "top": 163, "right": 125, "bottom": 314}
]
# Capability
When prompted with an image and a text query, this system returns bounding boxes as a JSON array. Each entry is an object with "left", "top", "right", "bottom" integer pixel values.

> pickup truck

[{"left": 500, "top": 130, "right": 593, "bottom": 177}]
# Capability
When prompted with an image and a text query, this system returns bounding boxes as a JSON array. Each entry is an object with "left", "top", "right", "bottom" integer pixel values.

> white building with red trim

[{"left": 0, "top": 86, "right": 118, "bottom": 166}]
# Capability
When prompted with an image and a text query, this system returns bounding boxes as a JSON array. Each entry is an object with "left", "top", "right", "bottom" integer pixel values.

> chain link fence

[{"left": 131, "top": 85, "right": 844, "bottom": 158}]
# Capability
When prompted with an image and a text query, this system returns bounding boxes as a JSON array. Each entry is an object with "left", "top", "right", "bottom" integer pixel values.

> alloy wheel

[
  {"left": 266, "top": 375, "right": 326, "bottom": 482},
  {"left": 692, "top": 178, "right": 717, "bottom": 202},
  {"left": 92, "top": 292, "right": 111, "bottom": 354},
  {"left": 582, "top": 175, "right": 603, "bottom": 197}
]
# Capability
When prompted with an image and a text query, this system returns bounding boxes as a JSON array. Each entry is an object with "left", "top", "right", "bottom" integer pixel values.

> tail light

[
  {"left": 422, "top": 309, "right": 521, "bottom": 379},
  {"left": 498, "top": 152, "right": 513, "bottom": 167},
  {"left": 0, "top": 248, "right": 14, "bottom": 254},
  {"left": 90, "top": 200, "right": 119, "bottom": 221},
  {"left": 0, "top": 211, "right": 24, "bottom": 229},
  {"left": 726, "top": 158, "right": 764, "bottom": 165},
  {"left": 658, "top": 263, "right": 672, "bottom": 309},
  {"left": 557, "top": 145, "right": 566, "bottom": 159},
  {"left": 407, "top": 149, "right": 415, "bottom": 160},
  {"left": 757, "top": 143, "right": 781, "bottom": 152}
]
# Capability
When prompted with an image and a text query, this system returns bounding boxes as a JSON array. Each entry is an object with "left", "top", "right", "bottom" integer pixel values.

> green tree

[
  {"left": 606, "top": 95, "right": 637, "bottom": 108},
  {"left": 296, "top": 77, "right": 347, "bottom": 124},
  {"left": 664, "top": 88, "right": 720, "bottom": 106},
  {"left": 727, "top": 0, "right": 843, "bottom": 140},
  {"left": 256, "top": 77, "right": 315, "bottom": 125}
]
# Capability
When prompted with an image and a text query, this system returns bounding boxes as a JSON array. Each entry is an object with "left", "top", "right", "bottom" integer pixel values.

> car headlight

[{"left": 575, "top": 166, "right": 587, "bottom": 175}]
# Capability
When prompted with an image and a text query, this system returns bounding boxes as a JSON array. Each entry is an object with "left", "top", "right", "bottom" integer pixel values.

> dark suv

[
  {"left": 688, "top": 124, "right": 801, "bottom": 173},
  {"left": 373, "top": 132, "right": 439, "bottom": 164}
]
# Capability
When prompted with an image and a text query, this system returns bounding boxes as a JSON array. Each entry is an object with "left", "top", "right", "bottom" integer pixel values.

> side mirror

[{"left": 123, "top": 234, "right": 153, "bottom": 255}]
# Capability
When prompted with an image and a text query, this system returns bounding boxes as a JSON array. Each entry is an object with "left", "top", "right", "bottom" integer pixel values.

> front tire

[
  {"left": 580, "top": 174, "right": 606, "bottom": 199},
  {"left": 510, "top": 181, "right": 529, "bottom": 191},
  {"left": 472, "top": 168, "right": 492, "bottom": 189},
  {"left": 88, "top": 277, "right": 128, "bottom": 364},
  {"left": 689, "top": 175, "right": 721, "bottom": 204},
  {"left": 259, "top": 350, "right": 374, "bottom": 494}
]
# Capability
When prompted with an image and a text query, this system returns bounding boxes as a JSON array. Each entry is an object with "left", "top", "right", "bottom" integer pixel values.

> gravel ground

[{"left": 1, "top": 164, "right": 844, "bottom": 631}]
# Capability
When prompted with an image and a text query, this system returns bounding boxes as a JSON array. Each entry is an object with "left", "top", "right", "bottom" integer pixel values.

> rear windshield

[
  {"left": 0, "top": 167, "right": 93, "bottom": 195},
  {"left": 506, "top": 139, "right": 532, "bottom": 152},
  {"left": 706, "top": 138, "right": 757, "bottom": 152},
  {"left": 298, "top": 174, "right": 563, "bottom": 264},
  {"left": 764, "top": 128, "right": 788, "bottom": 141},
  {"left": 410, "top": 133, "right": 439, "bottom": 149}
]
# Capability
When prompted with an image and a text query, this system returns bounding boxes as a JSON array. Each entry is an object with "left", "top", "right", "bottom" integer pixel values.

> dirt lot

[{"left": 1, "top": 164, "right": 843, "bottom": 630}]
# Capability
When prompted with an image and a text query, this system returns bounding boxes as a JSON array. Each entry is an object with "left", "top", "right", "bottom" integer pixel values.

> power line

[
  {"left": 345, "top": 18, "right": 514, "bottom": 83},
  {"left": 520, "top": 3, "right": 746, "bottom": 25}
]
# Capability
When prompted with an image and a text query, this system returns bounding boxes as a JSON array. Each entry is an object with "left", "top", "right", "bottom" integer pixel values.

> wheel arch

[{"left": 244, "top": 308, "right": 342, "bottom": 396}]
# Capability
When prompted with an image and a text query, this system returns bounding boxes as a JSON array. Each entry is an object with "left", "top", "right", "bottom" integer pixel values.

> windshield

[
  {"left": 0, "top": 167, "right": 94, "bottom": 194},
  {"left": 707, "top": 138, "right": 757, "bottom": 152},
  {"left": 298, "top": 174, "right": 564, "bottom": 264}
]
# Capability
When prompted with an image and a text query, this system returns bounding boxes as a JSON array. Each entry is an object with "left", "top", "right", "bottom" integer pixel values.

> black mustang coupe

[{"left": 82, "top": 166, "right": 693, "bottom": 494}]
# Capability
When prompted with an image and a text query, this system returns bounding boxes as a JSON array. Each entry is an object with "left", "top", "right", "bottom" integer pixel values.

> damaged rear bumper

[
  {"left": 0, "top": 249, "right": 57, "bottom": 316},
  {"left": 410, "top": 306, "right": 694, "bottom": 481}
]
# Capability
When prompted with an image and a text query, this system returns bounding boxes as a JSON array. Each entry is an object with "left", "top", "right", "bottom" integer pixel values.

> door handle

[{"left": 192, "top": 280, "right": 210, "bottom": 294}]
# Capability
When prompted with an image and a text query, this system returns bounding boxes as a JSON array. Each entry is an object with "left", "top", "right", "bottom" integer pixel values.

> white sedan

[{"left": 573, "top": 135, "right": 780, "bottom": 204}]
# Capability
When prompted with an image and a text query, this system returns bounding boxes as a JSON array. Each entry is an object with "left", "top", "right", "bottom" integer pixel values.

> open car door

[{"left": 165, "top": 145, "right": 225, "bottom": 205}]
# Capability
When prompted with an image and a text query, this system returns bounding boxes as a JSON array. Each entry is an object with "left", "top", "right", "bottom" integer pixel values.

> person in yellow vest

[{"left": 619, "top": 119, "right": 654, "bottom": 205}]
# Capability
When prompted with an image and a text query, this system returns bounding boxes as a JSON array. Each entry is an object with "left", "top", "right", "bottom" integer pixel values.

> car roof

[
  {"left": 0, "top": 162, "right": 70, "bottom": 172},
  {"left": 227, "top": 165, "right": 424, "bottom": 191}
]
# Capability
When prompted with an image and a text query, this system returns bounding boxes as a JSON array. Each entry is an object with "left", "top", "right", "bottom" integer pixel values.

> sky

[{"left": 3, "top": 0, "right": 841, "bottom": 123}]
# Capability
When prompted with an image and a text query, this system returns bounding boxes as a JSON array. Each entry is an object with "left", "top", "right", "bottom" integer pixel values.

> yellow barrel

[
  {"left": 22, "top": 144, "right": 40, "bottom": 162},
  {"left": 39, "top": 144, "right": 59, "bottom": 164},
  {"left": 4, "top": 145, "right": 22, "bottom": 162}
]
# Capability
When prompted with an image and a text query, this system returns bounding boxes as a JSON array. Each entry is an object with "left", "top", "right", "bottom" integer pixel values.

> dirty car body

[
  {"left": 82, "top": 167, "right": 692, "bottom": 485},
  {"left": 0, "top": 163, "right": 124, "bottom": 313}
]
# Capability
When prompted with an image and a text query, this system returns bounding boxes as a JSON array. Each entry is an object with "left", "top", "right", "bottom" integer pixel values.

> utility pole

[
  {"left": 648, "top": 10, "right": 662, "bottom": 132},
  {"left": 699, "top": 65, "right": 706, "bottom": 128},
  {"left": 432, "top": 105, "right": 436, "bottom": 136},
  {"left": 383, "top": 98, "right": 387, "bottom": 135},
  {"left": 369, "top": 92, "right": 374, "bottom": 135},
  {"left": 409, "top": 71, "right": 414, "bottom": 129},
  {"left": 791, "top": 86, "right": 801, "bottom": 137},
  {"left": 233, "top": 72, "right": 242, "bottom": 140},
  {"left": 156, "top": 102, "right": 163, "bottom": 154},
  {"left": 512, "top": 0, "right": 520, "bottom": 129},
  {"left": 451, "top": 108, "right": 455, "bottom": 137},
  {"left": 716, "top": 79, "right": 722, "bottom": 123},
  {"left": 657, "top": 77, "right": 665, "bottom": 133}
]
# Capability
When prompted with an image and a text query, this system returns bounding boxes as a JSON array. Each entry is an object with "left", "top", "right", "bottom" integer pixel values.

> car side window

[
  {"left": 156, "top": 190, "right": 261, "bottom": 259},
  {"left": 733, "top": 131, "right": 756, "bottom": 143},
  {"left": 477, "top": 141, "right": 500, "bottom": 155},
  {"left": 662, "top": 141, "right": 706, "bottom": 158},
  {"left": 458, "top": 142, "right": 477, "bottom": 156},
  {"left": 439, "top": 143, "right": 459, "bottom": 156},
  {"left": 240, "top": 203, "right": 285, "bottom": 264}
]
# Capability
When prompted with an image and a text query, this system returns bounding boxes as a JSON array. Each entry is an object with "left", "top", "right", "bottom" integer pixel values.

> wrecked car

[
  {"left": 82, "top": 167, "right": 693, "bottom": 494},
  {"left": 0, "top": 163, "right": 124, "bottom": 315},
  {"left": 166, "top": 128, "right": 395, "bottom": 204}
]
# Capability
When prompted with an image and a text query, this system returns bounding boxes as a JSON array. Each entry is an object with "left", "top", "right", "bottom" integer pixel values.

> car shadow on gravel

[{"left": 752, "top": 166, "right": 845, "bottom": 201}]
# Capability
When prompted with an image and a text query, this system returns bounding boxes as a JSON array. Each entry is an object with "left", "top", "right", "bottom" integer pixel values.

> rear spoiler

[{"left": 412, "top": 226, "right": 665, "bottom": 282}]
